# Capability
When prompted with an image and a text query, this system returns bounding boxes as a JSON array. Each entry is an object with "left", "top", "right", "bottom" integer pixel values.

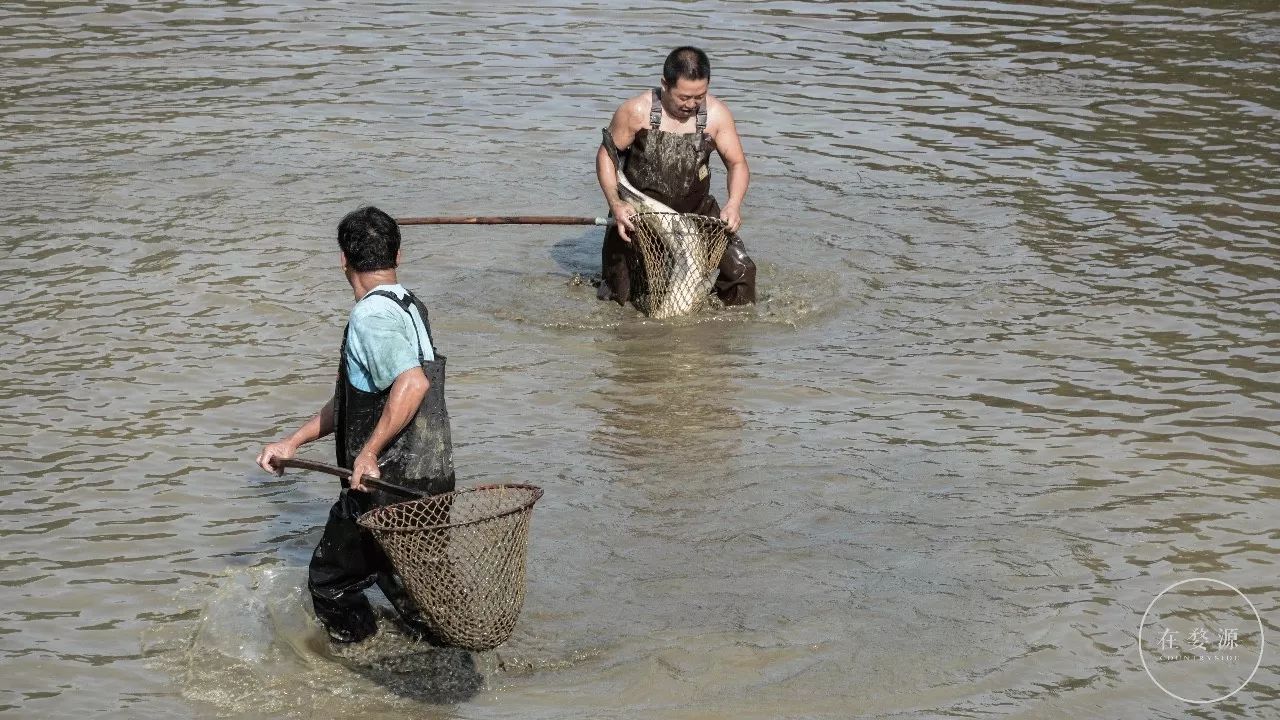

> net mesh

[
  {"left": 357, "top": 484, "right": 543, "bottom": 652},
  {"left": 627, "top": 212, "right": 731, "bottom": 318}
]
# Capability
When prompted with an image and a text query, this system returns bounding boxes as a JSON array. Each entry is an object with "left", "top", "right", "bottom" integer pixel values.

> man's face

[{"left": 661, "top": 77, "right": 709, "bottom": 120}]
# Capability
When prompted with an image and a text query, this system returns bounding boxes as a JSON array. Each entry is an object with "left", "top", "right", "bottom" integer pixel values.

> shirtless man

[{"left": 596, "top": 46, "right": 756, "bottom": 306}]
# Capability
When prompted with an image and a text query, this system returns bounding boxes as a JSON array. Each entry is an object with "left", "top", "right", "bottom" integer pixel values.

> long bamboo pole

[{"left": 397, "top": 215, "right": 612, "bottom": 226}]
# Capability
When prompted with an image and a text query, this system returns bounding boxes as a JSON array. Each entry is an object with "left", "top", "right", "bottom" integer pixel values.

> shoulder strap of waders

[
  {"left": 696, "top": 102, "right": 707, "bottom": 154},
  {"left": 650, "top": 88, "right": 662, "bottom": 130},
  {"left": 365, "top": 289, "right": 434, "bottom": 365}
]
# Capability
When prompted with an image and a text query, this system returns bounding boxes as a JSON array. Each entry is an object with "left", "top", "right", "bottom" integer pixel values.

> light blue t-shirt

[{"left": 344, "top": 284, "right": 435, "bottom": 393}]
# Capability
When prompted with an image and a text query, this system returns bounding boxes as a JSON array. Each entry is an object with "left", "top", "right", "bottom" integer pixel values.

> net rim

[
  {"left": 631, "top": 211, "right": 730, "bottom": 231},
  {"left": 357, "top": 483, "right": 544, "bottom": 534}
]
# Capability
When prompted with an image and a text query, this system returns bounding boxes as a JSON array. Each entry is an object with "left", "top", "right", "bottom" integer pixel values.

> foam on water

[
  {"left": 146, "top": 567, "right": 426, "bottom": 714},
  {"left": 143, "top": 566, "right": 605, "bottom": 717}
]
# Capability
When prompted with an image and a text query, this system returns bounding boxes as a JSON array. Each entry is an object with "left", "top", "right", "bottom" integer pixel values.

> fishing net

[
  {"left": 357, "top": 484, "right": 543, "bottom": 652},
  {"left": 627, "top": 212, "right": 731, "bottom": 318}
]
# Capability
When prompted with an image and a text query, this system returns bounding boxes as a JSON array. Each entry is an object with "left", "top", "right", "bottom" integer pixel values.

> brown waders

[{"left": 600, "top": 88, "right": 756, "bottom": 307}]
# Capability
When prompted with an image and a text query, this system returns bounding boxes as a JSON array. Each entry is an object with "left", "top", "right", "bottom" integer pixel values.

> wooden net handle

[{"left": 397, "top": 216, "right": 612, "bottom": 226}]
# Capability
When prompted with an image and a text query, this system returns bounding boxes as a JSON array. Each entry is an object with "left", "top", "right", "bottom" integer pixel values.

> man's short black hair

[
  {"left": 337, "top": 206, "right": 400, "bottom": 272},
  {"left": 663, "top": 46, "right": 710, "bottom": 85}
]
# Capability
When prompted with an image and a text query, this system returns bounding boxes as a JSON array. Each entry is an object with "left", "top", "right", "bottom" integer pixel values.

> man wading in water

[
  {"left": 597, "top": 46, "right": 756, "bottom": 306},
  {"left": 257, "top": 207, "right": 454, "bottom": 644}
]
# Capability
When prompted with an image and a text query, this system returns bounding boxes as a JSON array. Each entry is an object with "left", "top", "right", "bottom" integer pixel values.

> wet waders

[
  {"left": 600, "top": 88, "right": 756, "bottom": 307},
  {"left": 308, "top": 290, "right": 455, "bottom": 643}
]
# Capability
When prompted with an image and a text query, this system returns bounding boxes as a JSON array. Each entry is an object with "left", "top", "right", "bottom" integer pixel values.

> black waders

[{"left": 308, "top": 290, "right": 455, "bottom": 643}]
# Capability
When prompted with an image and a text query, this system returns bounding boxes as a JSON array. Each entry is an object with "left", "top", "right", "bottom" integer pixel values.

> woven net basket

[
  {"left": 627, "top": 212, "right": 731, "bottom": 318},
  {"left": 357, "top": 484, "right": 543, "bottom": 651}
]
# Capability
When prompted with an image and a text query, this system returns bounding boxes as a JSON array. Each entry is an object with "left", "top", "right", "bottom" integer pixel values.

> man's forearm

[
  {"left": 358, "top": 370, "right": 428, "bottom": 461},
  {"left": 596, "top": 144, "right": 624, "bottom": 209},
  {"left": 725, "top": 160, "right": 749, "bottom": 208},
  {"left": 285, "top": 398, "right": 335, "bottom": 448}
]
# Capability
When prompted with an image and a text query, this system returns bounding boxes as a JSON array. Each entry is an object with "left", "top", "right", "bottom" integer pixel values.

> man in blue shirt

[
  {"left": 257, "top": 206, "right": 455, "bottom": 643},
  {"left": 344, "top": 283, "right": 436, "bottom": 395}
]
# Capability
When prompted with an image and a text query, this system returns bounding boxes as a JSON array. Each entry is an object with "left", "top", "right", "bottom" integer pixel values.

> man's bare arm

[
  {"left": 595, "top": 145, "right": 630, "bottom": 230},
  {"left": 710, "top": 99, "right": 750, "bottom": 233},
  {"left": 349, "top": 367, "right": 429, "bottom": 491},
  {"left": 597, "top": 98, "right": 644, "bottom": 241},
  {"left": 256, "top": 398, "right": 335, "bottom": 474}
]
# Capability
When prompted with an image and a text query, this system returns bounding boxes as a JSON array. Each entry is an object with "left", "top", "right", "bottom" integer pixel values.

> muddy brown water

[{"left": 1, "top": 1, "right": 1277, "bottom": 718}]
